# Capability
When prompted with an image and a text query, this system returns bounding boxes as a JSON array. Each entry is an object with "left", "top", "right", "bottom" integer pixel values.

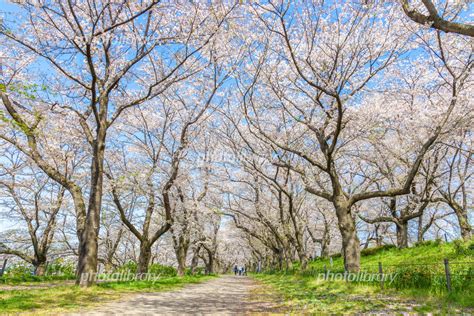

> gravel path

[{"left": 68, "top": 275, "right": 280, "bottom": 315}]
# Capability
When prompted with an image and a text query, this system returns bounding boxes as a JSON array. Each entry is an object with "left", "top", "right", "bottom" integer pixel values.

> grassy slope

[
  {"left": 254, "top": 274, "right": 416, "bottom": 314},
  {"left": 307, "top": 241, "right": 472, "bottom": 271},
  {"left": 253, "top": 241, "right": 474, "bottom": 314},
  {"left": 0, "top": 275, "right": 215, "bottom": 314}
]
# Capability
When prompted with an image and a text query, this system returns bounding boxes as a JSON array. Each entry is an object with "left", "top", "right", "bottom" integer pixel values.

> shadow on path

[{"left": 67, "top": 275, "right": 280, "bottom": 315}]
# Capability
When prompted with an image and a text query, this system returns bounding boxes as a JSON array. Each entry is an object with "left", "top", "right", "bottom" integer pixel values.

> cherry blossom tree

[
  {"left": 401, "top": 0, "right": 474, "bottom": 37},
  {"left": 429, "top": 134, "right": 473, "bottom": 239},
  {"left": 0, "top": 1, "right": 235, "bottom": 285},
  {"left": 98, "top": 202, "right": 124, "bottom": 272},
  {"left": 105, "top": 54, "right": 231, "bottom": 273},
  {"left": 0, "top": 0, "right": 471, "bottom": 279},
  {"left": 0, "top": 149, "right": 66, "bottom": 275},
  {"left": 231, "top": 1, "right": 472, "bottom": 271}
]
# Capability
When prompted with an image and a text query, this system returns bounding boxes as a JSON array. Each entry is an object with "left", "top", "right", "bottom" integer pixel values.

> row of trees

[
  {"left": 0, "top": 0, "right": 240, "bottom": 285},
  {"left": 0, "top": 1, "right": 472, "bottom": 285},
  {"left": 218, "top": 1, "right": 472, "bottom": 271}
]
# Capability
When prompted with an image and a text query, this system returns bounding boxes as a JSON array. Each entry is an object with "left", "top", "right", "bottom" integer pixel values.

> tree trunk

[
  {"left": 335, "top": 201, "right": 360, "bottom": 272},
  {"left": 374, "top": 224, "right": 383, "bottom": 247},
  {"left": 176, "top": 245, "right": 188, "bottom": 277},
  {"left": 206, "top": 252, "right": 214, "bottom": 274},
  {"left": 277, "top": 251, "right": 283, "bottom": 270},
  {"left": 137, "top": 241, "right": 152, "bottom": 275},
  {"left": 77, "top": 227, "right": 99, "bottom": 286},
  {"left": 417, "top": 213, "right": 424, "bottom": 242},
  {"left": 76, "top": 122, "right": 107, "bottom": 287},
  {"left": 321, "top": 227, "right": 330, "bottom": 257},
  {"left": 104, "top": 261, "right": 114, "bottom": 273},
  {"left": 396, "top": 221, "right": 409, "bottom": 248},
  {"left": 293, "top": 239, "right": 308, "bottom": 270},
  {"left": 34, "top": 261, "right": 47, "bottom": 276},
  {"left": 189, "top": 246, "right": 201, "bottom": 275},
  {"left": 454, "top": 205, "right": 472, "bottom": 240},
  {"left": 299, "top": 254, "right": 308, "bottom": 270},
  {"left": 284, "top": 247, "right": 294, "bottom": 271}
]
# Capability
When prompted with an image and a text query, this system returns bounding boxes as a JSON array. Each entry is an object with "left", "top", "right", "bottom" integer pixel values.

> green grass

[
  {"left": 252, "top": 273, "right": 471, "bottom": 314},
  {"left": 0, "top": 275, "right": 215, "bottom": 314},
  {"left": 0, "top": 274, "right": 75, "bottom": 285},
  {"left": 254, "top": 240, "right": 474, "bottom": 313},
  {"left": 307, "top": 240, "right": 473, "bottom": 271}
]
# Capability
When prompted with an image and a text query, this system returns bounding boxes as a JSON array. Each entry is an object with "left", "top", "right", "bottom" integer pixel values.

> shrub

[
  {"left": 361, "top": 244, "right": 396, "bottom": 256},
  {"left": 414, "top": 239, "right": 441, "bottom": 247},
  {"left": 452, "top": 239, "right": 473, "bottom": 256},
  {"left": 46, "top": 259, "right": 75, "bottom": 277},
  {"left": 330, "top": 252, "right": 342, "bottom": 259},
  {"left": 114, "top": 261, "right": 137, "bottom": 274},
  {"left": 468, "top": 241, "right": 474, "bottom": 251},
  {"left": 149, "top": 264, "right": 176, "bottom": 277},
  {"left": 0, "top": 260, "right": 75, "bottom": 283},
  {"left": 3, "top": 262, "right": 34, "bottom": 277},
  {"left": 186, "top": 267, "right": 205, "bottom": 275},
  {"left": 389, "top": 265, "right": 439, "bottom": 291}
]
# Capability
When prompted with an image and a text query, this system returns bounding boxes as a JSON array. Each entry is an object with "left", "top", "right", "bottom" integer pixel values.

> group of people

[{"left": 233, "top": 265, "right": 247, "bottom": 276}]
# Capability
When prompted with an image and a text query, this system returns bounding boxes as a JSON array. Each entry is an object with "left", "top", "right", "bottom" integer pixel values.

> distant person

[
  {"left": 242, "top": 266, "right": 247, "bottom": 276},
  {"left": 233, "top": 265, "right": 238, "bottom": 275},
  {"left": 238, "top": 267, "right": 242, "bottom": 276}
]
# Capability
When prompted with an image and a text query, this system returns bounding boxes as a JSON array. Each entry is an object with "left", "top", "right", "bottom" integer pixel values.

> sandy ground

[{"left": 66, "top": 275, "right": 281, "bottom": 315}]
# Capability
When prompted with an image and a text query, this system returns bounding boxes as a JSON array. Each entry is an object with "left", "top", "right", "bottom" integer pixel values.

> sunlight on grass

[
  {"left": 0, "top": 275, "right": 215, "bottom": 314},
  {"left": 308, "top": 241, "right": 473, "bottom": 272},
  {"left": 255, "top": 241, "right": 473, "bottom": 313},
  {"left": 252, "top": 273, "right": 472, "bottom": 314}
]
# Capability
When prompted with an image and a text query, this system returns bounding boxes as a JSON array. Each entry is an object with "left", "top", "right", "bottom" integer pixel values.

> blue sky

[{"left": 0, "top": 0, "right": 18, "bottom": 13}]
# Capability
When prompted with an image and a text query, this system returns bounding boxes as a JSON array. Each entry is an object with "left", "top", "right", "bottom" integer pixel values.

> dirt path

[{"left": 68, "top": 275, "right": 280, "bottom": 315}]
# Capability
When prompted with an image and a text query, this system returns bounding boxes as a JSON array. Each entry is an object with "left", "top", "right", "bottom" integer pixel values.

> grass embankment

[
  {"left": 0, "top": 275, "right": 215, "bottom": 314},
  {"left": 253, "top": 240, "right": 474, "bottom": 314},
  {"left": 0, "top": 275, "right": 75, "bottom": 285}
]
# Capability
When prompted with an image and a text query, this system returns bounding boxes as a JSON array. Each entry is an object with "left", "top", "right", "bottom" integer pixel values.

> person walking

[{"left": 233, "top": 265, "right": 238, "bottom": 275}]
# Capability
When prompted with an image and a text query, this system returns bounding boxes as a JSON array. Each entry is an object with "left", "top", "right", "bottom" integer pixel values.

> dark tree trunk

[
  {"left": 417, "top": 214, "right": 425, "bottom": 242},
  {"left": 321, "top": 226, "right": 330, "bottom": 257},
  {"left": 77, "top": 223, "right": 100, "bottom": 286},
  {"left": 176, "top": 244, "right": 188, "bottom": 277},
  {"left": 374, "top": 224, "right": 383, "bottom": 247},
  {"left": 299, "top": 253, "right": 308, "bottom": 270},
  {"left": 335, "top": 201, "right": 360, "bottom": 272},
  {"left": 137, "top": 241, "right": 152, "bottom": 274},
  {"left": 77, "top": 119, "right": 107, "bottom": 287},
  {"left": 396, "top": 221, "right": 409, "bottom": 248},
  {"left": 453, "top": 205, "right": 472, "bottom": 240},
  {"left": 277, "top": 251, "right": 283, "bottom": 270},
  {"left": 34, "top": 260, "right": 47, "bottom": 276},
  {"left": 205, "top": 251, "right": 214, "bottom": 274},
  {"left": 189, "top": 246, "right": 201, "bottom": 275}
]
